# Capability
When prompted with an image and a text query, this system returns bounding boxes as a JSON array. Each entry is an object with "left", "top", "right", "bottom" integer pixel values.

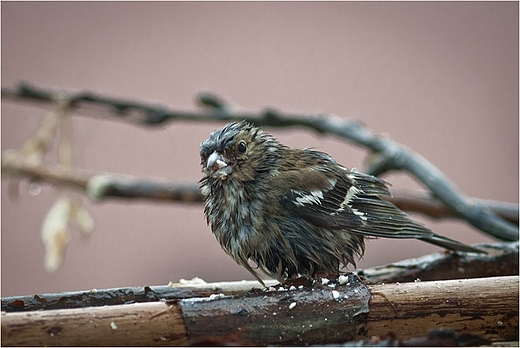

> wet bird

[{"left": 199, "top": 121, "right": 482, "bottom": 285}]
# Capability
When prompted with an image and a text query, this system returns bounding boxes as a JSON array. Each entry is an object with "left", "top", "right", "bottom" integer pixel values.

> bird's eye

[{"left": 238, "top": 141, "right": 247, "bottom": 153}]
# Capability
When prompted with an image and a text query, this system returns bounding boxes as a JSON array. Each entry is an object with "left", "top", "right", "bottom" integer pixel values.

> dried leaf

[
  {"left": 70, "top": 201, "right": 95, "bottom": 237},
  {"left": 41, "top": 196, "right": 72, "bottom": 273}
]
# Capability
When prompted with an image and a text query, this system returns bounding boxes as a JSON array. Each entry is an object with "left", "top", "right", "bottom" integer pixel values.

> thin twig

[
  {"left": 2, "top": 160, "right": 518, "bottom": 225},
  {"left": 2, "top": 83, "right": 518, "bottom": 241}
]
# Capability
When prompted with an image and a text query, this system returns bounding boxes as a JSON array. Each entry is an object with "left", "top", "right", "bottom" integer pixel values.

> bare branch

[
  {"left": 2, "top": 158, "right": 518, "bottom": 225},
  {"left": 2, "top": 157, "right": 91, "bottom": 192},
  {"left": 389, "top": 189, "right": 519, "bottom": 225},
  {"left": 2, "top": 83, "right": 518, "bottom": 241}
]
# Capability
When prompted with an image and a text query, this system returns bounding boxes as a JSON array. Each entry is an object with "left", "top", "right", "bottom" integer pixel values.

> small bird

[{"left": 199, "top": 121, "right": 482, "bottom": 285}]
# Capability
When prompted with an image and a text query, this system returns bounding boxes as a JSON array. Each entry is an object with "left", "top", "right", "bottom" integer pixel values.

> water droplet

[{"left": 28, "top": 182, "right": 42, "bottom": 196}]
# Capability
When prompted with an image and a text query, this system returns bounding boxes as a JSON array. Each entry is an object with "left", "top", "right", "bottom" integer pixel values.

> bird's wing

[
  {"left": 270, "top": 149, "right": 484, "bottom": 254},
  {"left": 276, "top": 163, "right": 434, "bottom": 239}
]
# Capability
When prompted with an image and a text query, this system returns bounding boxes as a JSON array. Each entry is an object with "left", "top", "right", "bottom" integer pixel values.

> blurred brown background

[{"left": 2, "top": 2, "right": 518, "bottom": 297}]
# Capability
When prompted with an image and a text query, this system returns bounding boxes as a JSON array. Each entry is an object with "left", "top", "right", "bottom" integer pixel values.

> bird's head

[{"left": 200, "top": 121, "right": 283, "bottom": 182}]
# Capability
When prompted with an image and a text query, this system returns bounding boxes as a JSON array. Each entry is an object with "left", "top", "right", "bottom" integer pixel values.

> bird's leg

[{"left": 315, "top": 271, "right": 340, "bottom": 281}]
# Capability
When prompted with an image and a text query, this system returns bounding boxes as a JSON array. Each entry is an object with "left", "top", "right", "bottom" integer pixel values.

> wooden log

[
  {"left": 0, "top": 279, "right": 274, "bottom": 313},
  {"left": 1, "top": 301, "right": 189, "bottom": 346},
  {"left": 2, "top": 275, "right": 517, "bottom": 346},
  {"left": 357, "top": 276, "right": 518, "bottom": 343}
]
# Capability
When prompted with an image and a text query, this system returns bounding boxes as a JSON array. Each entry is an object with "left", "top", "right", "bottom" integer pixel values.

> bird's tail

[{"left": 419, "top": 234, "right": 485, "bottom": 254}]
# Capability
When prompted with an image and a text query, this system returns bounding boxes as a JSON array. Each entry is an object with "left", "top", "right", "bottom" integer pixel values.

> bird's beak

[{"left": 206, "top": 151, "right": 233, "bottom": 179}]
